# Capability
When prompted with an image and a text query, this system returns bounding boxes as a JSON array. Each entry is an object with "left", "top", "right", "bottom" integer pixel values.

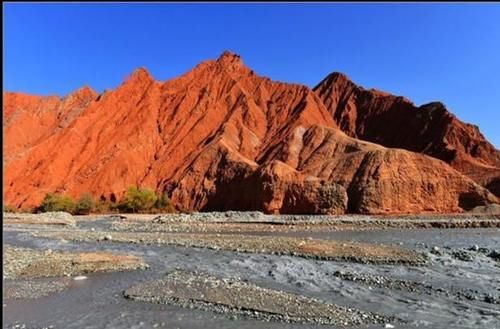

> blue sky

[{"left": 4, "top": 3, "right": 500, "bottom": 147}]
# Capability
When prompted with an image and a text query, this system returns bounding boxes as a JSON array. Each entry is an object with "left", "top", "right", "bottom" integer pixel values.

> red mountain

[
  {"left": 4, "top": 52, "right": 498, "bottom": 214},
  {"left": 314, "top": 72, "right": 500, "bottom": 196}
]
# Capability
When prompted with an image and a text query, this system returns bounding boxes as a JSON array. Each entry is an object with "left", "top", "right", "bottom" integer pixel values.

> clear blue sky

[{"left": 4, "top": 3, "right": 500, "bottom": 147}]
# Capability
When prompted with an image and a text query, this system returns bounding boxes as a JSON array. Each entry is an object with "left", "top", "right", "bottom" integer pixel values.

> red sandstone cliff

[
  {"left": 3, "top": 52, "right": 498, "bottom": 213},
  {"left": 314, "top": 72, "right": 500, "bottom": 196}
]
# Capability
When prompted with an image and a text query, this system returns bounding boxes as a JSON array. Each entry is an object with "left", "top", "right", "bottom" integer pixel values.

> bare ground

[
  {"left": 124, "top": 270, "right": 395, "bottom": 326},
  {"left": 32, "top": 230, "right": 426, "bottom": 265},
  {"left": 3, "top": 244, "right": 148, "bottom": 279}
]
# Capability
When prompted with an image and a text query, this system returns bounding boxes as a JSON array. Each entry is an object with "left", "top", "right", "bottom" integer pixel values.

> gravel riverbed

[{"left": 3, "top": 213, "right": 500, "bottom": 329}]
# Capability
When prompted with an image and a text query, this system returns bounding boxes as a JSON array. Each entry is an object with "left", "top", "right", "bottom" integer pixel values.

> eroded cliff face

[
  {"left": 4, "top": 51, "right": 498, "bottom": 213},
  {"left": 314, "top": 72, "right": 500, "bottom": 196},
  {"left": 4, "top": 86, "right": 97, "bottom": 163}
]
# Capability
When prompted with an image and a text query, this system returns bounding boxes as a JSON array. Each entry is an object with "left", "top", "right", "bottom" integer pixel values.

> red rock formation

[
  {"left": 261, "top": 126, "right": 496, "bottom": 214},
  {"left": 4, "top": 86, "right": 96, "bottom": 164},
  {"left": 314, "top": 72, "right": 500, "bottom": 196},
  {"left": 3, "top": 52, "right": 498, "bottom": 213}
]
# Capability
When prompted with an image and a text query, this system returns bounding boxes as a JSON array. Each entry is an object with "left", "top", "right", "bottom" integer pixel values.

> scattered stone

[
  {"left": 333, "top": 269, "right": 500, "bottom": 305},
  {"left": 124, "top": 270, "right": 396, "bottom": 326},
  {"left": 332, "top": 271, "right": 420, "bottom": 292},
  {"left": 469, "top": 245, "right": 479, "bottom": 252},
  {"left": 487, "top": 250, "right": 500, "bottom": 261},
  {"left": 106, "top": 213, "right": 500, "bottom": 233},
  {"left": 430, "top": 246, "right": 441, "bottom": 255},
  {"left": 4, "top": 279, "right": 69, "bottom": 299},
  {"left": 34, "top": 230, "right": 426, "bottom": 265},
  {"left": 451, "top": 250, "right": 474, "bottom": 262},
  {"left": 3, "top": 211, "right": 76, "bottom": 226},
  {"left": 108, "top": 214, "right": 128, "bottom": 220},
  {"left": 3, "top": 244, "right": 148, "bottom": 280},
  {"left": 73, "top": 275, "right": 88, "bottom": 281}
]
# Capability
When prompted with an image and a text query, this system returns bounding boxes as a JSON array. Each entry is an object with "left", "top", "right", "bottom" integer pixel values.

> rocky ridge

[{"left": 4, "top": 51, "right": 499, "bottom": 214}]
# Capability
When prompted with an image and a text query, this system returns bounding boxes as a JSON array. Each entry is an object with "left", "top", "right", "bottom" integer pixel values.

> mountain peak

[
  {"left": 326, "top": 72, "right": 353, "bottom": 84},
  {"left": 4, "top": 54, "right": 499, "bottom": 213},
  {"left": 130, "top": 67, "right": 152, "bottom": 80},
  {"left": 63, "top": 85, "right": 97, "bottom": 103},
  {"left": 313, "top": 71, "right": 354, "bottom": 92},
  {"left": 215, "top": 50, "right": 250, "bottom": 75},
  {"left": 217, "top": 50, "right": 242, "bottom": 64},
  {"left": 121, "top": 67, "right": 154, "bottom": 89},
  {"left": 74, "top": 85, "right": 97, "bottom": 97}
]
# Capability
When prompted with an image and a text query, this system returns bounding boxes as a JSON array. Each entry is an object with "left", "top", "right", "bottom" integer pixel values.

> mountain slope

[
  {"left": 4, "top": 52, "right": 498, "bottom": 213},
  {"left": 313, "top": 72, "right": 500, "bottom": 196}
]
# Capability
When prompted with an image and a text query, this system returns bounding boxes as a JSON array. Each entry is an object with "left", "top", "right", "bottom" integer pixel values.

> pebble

[
  {"left": 125, "top": 270, "right": 394, "bottom": 326},
  {"left": 385, "top": 324, "right": 395, "bottom": 328},
  {"left": 73, "top": 275, "right": 88, "bottom": 281},
  {"left": 487, "top": 250, "right": 500, "bottom": 261},
  {"left": 470, "top": 244, "right": 479, "bottom": 252},
  {"left": 452, "top": 250, "right": 474, "bottom": 262}
]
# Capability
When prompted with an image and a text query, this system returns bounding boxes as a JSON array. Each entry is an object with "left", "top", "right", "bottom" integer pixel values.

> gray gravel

[
  {"left": 332, "top": 268, "right": 500, "bottom": 305},
  {"left": 3, "top": 244, "right": 148, "bottom": 279},
  {"left": 4, "top": 279, "right": 70, "bottom": 299},
  {"left": 124, "top": 270, "right": 395, "bottom": 326},
  {"left": 4, "top": 214, "right": 500, "bottom": 329},
  {"left": 32, "top": 229, "right": 426, "bottom": 265},
  {"left": 3, "top": 212, "right": 76, "bottom": 226}
]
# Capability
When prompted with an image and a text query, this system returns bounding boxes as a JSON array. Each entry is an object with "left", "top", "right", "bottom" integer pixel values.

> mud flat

[
  {"left": 4, "top": 244, "right": 148, "bottom": 279},
  {"left": 33, "top": 230, "right": 426, "bottom": 265},
  {"left": 124, "top": 270, "right": 395, "bottom": 326}
]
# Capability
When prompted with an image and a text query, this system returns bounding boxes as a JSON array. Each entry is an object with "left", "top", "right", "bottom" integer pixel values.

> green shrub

[
  {"left": 93, "top": 200, "right": 117, "bottom": 214},
  {"left": 155, "top": 193, "right": 176, "bottom": 213},
  {"left": 74, "top": 193, "right": 96, "bottom": 215},
  {"left": 119, "top": 186, "right": 158, "bottom": 213},
  {"left": 38, "top": 193, "right": 75, "bottom": 213}
]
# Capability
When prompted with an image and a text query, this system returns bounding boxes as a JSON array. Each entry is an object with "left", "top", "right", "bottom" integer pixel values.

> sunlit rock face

[{"left": 4, "top": 52, "right": 498, "bottom": 213}]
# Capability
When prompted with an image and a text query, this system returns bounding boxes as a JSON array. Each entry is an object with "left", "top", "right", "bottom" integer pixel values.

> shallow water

[{"left": 3, "top": 220, "right": 500, "bottom": 329}]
